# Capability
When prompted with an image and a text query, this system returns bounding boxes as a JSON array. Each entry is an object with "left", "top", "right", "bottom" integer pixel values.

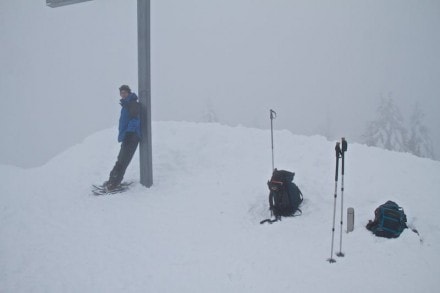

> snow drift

[{"left": 1, "top": 121, "right": 439, "bottom": 293}]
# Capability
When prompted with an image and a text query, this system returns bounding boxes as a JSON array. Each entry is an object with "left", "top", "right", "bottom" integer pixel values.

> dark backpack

[
  {"left": 267, "top": 169, "right": 303, "bottom": 220},
  {"left": 366, "top": 201, "right": 407, "bottom": 238}
]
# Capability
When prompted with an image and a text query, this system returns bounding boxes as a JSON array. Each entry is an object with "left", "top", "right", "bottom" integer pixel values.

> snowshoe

[{"left": 92, "top": 181, "right": 133, "bottom": 195}]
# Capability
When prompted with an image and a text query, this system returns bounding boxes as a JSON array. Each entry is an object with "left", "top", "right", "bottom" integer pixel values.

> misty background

[{"left": 1, "top": 0, "right": 439, "bottom": 168}]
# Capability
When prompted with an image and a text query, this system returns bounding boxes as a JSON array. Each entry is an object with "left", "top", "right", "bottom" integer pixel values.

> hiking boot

[{"left": 103, "top": 181, "right": 119, "bottom": 192}]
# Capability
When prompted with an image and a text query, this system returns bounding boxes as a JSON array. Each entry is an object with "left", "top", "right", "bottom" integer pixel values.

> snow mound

[{"left": 1, "top": 121, "right": 439, "bottom": 293}]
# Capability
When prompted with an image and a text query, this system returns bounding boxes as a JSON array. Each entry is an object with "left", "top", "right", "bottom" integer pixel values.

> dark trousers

[{"left": 108, "top": 133, "right": 139, "bottom": 186}]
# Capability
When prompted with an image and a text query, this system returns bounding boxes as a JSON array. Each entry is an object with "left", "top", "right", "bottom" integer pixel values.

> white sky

[{"left": 1, "top": 0, "right": 439, "bottom": 167}]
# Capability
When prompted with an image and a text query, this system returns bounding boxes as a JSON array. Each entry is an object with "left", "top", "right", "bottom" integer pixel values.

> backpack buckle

[{"left": 268, "top": 180, "right": 283, "bottom": 191}]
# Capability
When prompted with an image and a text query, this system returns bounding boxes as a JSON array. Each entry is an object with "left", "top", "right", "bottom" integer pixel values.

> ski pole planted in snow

[
  {"left": 328, "top": 141, "right": 342, "bottom": 263},
  {"left": 336, "top": 137, "right": 348, "bottom": 257},
  {"left": 270, "top": 109, "right": 277, "bottom": 172}
]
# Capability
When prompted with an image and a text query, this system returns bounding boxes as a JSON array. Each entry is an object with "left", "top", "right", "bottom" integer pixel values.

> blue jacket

[{"left": 118, "top": 93, "right": 141, "bottom": 142}]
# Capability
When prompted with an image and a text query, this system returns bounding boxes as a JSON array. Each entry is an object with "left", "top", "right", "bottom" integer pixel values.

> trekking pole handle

[
  {"left": 341, "top": 137, "right": 347, "bottom": 153},
  {"left": 270, "top": 109, "right": 277, "bottom": 120},
  {"left": 341, "top": 138, "right": 347, "bottom": 175},
  {"left": 335, "top": 142, "right": 341, "bottom": 182},
  {"left": 335, "top": 142, "right": 342, "bottom": 158}
]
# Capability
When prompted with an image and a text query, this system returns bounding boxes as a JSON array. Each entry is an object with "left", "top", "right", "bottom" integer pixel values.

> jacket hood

[{"left": 120, "top": 93, "right": 138, "bottom": 106}]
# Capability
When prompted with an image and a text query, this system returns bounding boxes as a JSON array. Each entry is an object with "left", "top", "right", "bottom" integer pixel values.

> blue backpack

[{"left": 366, "top": 201, "right": 407, "bottom": 238}]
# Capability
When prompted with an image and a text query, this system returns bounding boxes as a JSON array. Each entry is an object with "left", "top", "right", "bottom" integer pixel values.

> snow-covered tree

[
  {"left": 363, "top": 96, "right": 408, "bottom": 152},
  {"left": 407, "top": 102, "right": 435, "bottom": 159},
  {"left": 200, "top": 99, "right": 219, "bottom": 123},
  {"left": 201, "top": 109, "right": 218, "bottom": 123}
]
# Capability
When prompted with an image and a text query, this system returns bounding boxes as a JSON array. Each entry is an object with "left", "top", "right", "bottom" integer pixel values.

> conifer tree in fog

[
  {"left": 407, "top": 102, "right": 435, "bottom": 159},
  {"left": 363, "top": 96, "right": 408, "bottom": 152},
  {"left": 201, "top": 99, "right": 219, "bottom": 123}
]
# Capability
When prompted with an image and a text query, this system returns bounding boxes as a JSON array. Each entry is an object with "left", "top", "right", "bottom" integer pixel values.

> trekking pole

[
  {"left": 270, "top": 109, "right": 277, "bottom": 172},
  {"left": 336, "top": 137, "right": 348, "bottom": 257},
  {"left": 328, "top": 142, "right": 341, "bottom": 263}
]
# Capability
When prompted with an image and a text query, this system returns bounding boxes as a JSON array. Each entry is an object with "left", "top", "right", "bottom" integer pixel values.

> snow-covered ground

[{"left": 1, "top": 121, "right": 439, "bottom": 293}]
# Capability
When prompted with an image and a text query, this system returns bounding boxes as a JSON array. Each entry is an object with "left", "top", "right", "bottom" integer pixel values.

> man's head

[{"left": 119, "top": 85, "right": 131, "bottom": 99}]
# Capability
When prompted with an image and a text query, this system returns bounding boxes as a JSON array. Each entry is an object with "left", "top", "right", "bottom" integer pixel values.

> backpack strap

[
  {"left": 298, "top": 188, "right": 304, "bottom": 204},
  {"left": 260, "top": 215, "right": 282, "bottom": 224},
  {"left": 268, "top": 190, "right": 275, "bottom": 213},
  {"left": 260, "top": 218, "right": 278, "bottom": 224}
]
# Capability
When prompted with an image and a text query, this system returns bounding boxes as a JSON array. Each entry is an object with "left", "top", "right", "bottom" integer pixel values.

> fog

[{"left": 1, "top": 0, "right": 439, "bottom": 168}]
